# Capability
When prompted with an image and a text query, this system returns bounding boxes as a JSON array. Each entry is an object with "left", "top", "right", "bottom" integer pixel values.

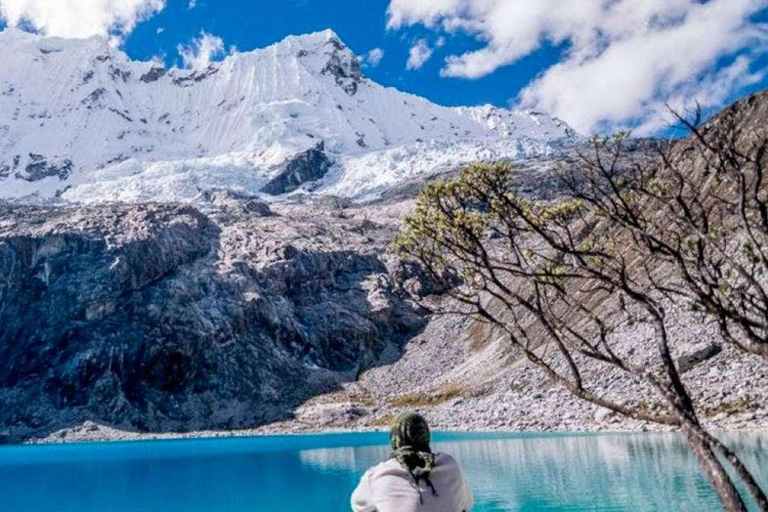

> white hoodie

[{"left": 351, "top": 453, "right": 473, "bottom": 512}]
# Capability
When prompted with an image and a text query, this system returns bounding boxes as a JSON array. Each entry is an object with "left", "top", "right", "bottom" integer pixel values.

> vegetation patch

[
  {"left": 368, "top": 413, "right": 397, "bottom": 427},
  {"left": 388, "top": 382, "right": 463, "bottom": 408},
  {"left": 706, "top": 398, "right": 760, "bottom": 416}
]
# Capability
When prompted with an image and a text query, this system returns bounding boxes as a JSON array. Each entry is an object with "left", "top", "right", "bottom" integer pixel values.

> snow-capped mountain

[{"left": 0, "top": 28, "right": 578, "bottom": 203}]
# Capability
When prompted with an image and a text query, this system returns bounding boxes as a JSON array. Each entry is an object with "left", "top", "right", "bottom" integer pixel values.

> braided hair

[{"left": 389, "top": 412, "right": 439, "bottom": 504}]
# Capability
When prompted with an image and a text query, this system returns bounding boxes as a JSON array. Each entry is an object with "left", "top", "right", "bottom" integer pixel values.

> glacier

[{"left": 0, "top": 28, "right": 578, "bottom": 203}]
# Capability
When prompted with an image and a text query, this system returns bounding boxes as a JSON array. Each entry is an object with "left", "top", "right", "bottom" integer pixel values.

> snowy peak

[
  {"left": 280, "top": 29, "right": 362, "bottom": 91},
  {"left": 224, "top": 29, "right": 363, "bottom": 95},
  {"left": 0, "top": 28, "right": 579, "bottom": 203}
]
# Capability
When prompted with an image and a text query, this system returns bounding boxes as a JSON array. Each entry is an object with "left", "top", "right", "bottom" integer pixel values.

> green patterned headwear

[
  {"left": 389, "top": 412, "right": 438, "bottom": 503},
  {"left": 390, "top": 411, "right": 432, "bottom": 452}
]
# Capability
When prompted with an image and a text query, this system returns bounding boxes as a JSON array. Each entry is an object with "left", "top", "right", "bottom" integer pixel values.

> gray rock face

[
  {"left": 140, "top": 67, "right": 166, "bottom": 83},
  {"left": 16, "top": 154, "right": 73, "bottom": 181},
  {"left": 172, "top": 66, "right": 220, "bottom": 87},
  {"left": 0, "top": 200, "right": 424, "bottom": 438},
  {"left": 261, "top": 143, "right": 333, "bottom": 195},
  {"left": 318, "top": 35, "right": 362, "bottom": 96}
]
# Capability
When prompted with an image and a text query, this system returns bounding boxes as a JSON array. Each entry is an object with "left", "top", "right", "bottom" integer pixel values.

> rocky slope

[
  {"left": 23, "top": 189, "right": 768, "bottom": 443},
  {"left": 283, "top": 90, "right": 768, "bottom": 436},
  {"left": 0, "top": 196, "right": 426, "bottom": 441}
]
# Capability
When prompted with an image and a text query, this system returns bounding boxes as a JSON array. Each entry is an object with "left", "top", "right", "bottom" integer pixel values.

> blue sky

[
  {"left": 1, "top": 0, "right": 767, "bottom": 134},
  {"left": 119, "top": 0, "right": 564, "bottom": 110}
]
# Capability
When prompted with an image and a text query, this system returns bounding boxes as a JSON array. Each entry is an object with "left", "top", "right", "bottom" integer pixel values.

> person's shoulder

[
  {"left": 434, "top": 452, "right": 459, "bottom": 466},
  {"left": 364, "top": 458, "right": 402, "bottom": 478},
  {"left": 434, "top": 452, "right": 465, "bottom": 473}
]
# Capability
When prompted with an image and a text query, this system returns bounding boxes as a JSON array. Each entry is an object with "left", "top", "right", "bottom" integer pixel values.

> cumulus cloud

[
  {"left": 387, "top": 0, "right": 464, "bottom": 30},
  {"left": 365, "top": 47, "right": 385, "bottom": 67},
  {"left": 177, "top": 31, "right": 224, "bottom": 71},
  {"left": 407, "top": 38, "right": 433, "bottom": 70},
  {"left": 0, "top": 0, "right": 165, "bottom": 39},
  {"left": 188, "top": 0, "right": 196, "bottom": 9},
  {"left": 630, "top": 56, "right": 764, "bottom": 135},
  {"left": 387, "top": 0, "right": 768, "bottom": 133}
]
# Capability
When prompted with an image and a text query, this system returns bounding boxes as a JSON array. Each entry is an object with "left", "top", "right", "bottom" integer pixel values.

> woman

[{"left": 351, "top": 412, "right": 473, "bottom": 512}]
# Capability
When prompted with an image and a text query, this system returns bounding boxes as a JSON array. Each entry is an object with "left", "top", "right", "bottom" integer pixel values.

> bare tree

[
  {"left": 395, "top": 154, "right": 767, "bottom": 510},
  {"left": 560, "top": 105, "right": 768, "bottom": 359}
]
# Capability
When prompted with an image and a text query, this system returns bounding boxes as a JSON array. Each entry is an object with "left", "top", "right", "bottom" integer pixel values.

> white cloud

[
  {"left": 365, "top": 47, "right": 385, "bottom": 67},
  {"left": 156, "top": 26, "right": 164, "bottom": 34},
  {"left": 631, "top": 56, "right": 765, "bottom": 135},
  {"left": 387, "top": 0, "right": 464, "bottom": 30},
  {"left": 177, "top": 31, "right": 224, "bottom": 71},
  {"left": 0, "top": 0, "right": 165, "bottom": 39},
  {"left": 406, "top": 38, "right": 433, "bottom": 70},
  {"left": 188, "top": 0, "right": 196, "bottom": 9},
  {"left": 387, "top": 0, "right": 768, "bottom": 133}
]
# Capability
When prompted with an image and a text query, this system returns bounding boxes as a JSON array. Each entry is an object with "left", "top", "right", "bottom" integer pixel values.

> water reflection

[{"left": 299, "top": 433, "right": 768, "bottom": 512}]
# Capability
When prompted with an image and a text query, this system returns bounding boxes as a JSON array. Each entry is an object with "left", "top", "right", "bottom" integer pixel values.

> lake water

[{"left": 0, "top": 431, "right": 766, "bottom": 511}]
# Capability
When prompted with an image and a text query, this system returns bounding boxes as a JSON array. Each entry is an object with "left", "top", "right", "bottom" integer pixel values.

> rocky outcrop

[
  {"left": 0, "top": 200, "right": 424, "bottom": 440},
  {"left": 677, "top": 343, "right": 723, "bottom": 374},
  {"left": 318, "top": 34, "right": 362, "bottom": 96},
  {"left": 261, "top": 143, "right": 333, "bottom": 195},
  {"left": 15, "top": 154, "right": 73, "bottom": 181},
  {"left": 139, "top": 67, "right": 166, "bottom": 83}
]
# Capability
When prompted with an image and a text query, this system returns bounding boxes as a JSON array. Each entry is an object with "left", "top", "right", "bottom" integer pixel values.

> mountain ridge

[{"left": 0, "top": 27, "right": 577, "bottom": 203}]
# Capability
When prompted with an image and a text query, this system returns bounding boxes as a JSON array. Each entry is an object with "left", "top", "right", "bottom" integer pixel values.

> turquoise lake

[{"left": 0, "top": 431, "right": 766, "bottom": 511}]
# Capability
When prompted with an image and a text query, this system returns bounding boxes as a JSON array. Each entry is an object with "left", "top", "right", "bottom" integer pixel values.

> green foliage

[
  {"left": 395, "top": 162, "right": 512, "bottom": 273},
  {"left": 395, "top": 161, "right": 584, "bottom": 287}
]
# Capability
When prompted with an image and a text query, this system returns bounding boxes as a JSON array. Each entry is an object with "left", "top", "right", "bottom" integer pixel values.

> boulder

[{"left": 677, "top": 343, "right": 722, "bottom": 374}]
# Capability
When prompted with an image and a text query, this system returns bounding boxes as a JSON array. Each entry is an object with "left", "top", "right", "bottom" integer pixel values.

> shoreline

[{"left": 13, "top": 420, "right": 768, "bottom": 446}]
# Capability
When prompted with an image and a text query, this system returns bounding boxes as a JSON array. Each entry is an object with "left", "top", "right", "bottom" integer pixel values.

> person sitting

[{"left": 351, "top": 411, "right": 473, "bottom": 512}]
